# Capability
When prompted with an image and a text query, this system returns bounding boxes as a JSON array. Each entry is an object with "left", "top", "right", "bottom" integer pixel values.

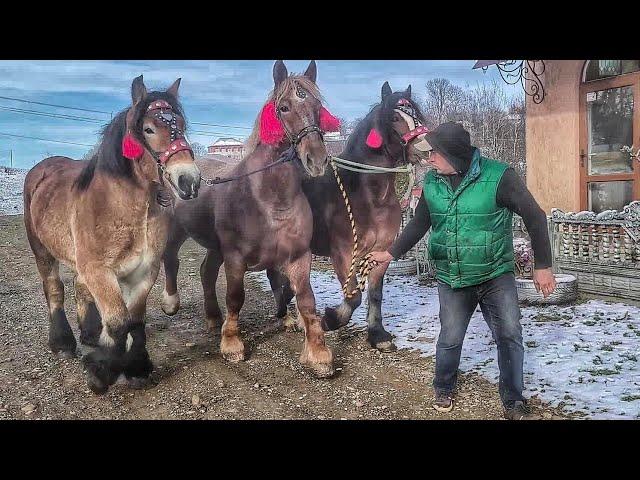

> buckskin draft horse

[
  {"left": 23, "top": 76, "right": 201, "bottom": 394},
  {"left": 161, "top": 60, "right": 341, "bottom": 377},
  {"left": 267, "top": 82, "right": 430, "bottom": 351}
]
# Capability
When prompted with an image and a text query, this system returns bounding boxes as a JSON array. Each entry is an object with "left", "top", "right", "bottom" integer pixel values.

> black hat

[{"left": 424, "top": 122, "right": 475, "bottom": 174}]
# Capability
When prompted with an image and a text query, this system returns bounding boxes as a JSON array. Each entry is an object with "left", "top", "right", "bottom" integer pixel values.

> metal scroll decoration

[{"left": 479, "top": 60, "right": 546, "bottom": 104}]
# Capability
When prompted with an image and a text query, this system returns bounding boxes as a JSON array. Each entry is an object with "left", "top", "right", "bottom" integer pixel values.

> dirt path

[{"left": 0, "top": 215, "right": 570, "bottom": 420}]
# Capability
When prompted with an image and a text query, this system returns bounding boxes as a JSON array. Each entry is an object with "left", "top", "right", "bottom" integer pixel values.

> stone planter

[
  {"left": 386, "top": 258, "right": 417, "bottom": 276},
  {"left": 516, "top": 273, "right": 578, "bottom": 305}
]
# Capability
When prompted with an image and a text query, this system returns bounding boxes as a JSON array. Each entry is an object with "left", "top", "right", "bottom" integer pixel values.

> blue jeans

[{"left": 433, "top": 272, "right": 525, "bottom": 408}]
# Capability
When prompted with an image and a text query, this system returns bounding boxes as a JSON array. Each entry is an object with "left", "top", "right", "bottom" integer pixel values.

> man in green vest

[{"left": 370, "top": 122, "right": 556, "bottom": 420}]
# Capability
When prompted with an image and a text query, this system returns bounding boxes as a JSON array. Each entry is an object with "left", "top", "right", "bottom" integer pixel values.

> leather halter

[
  {"left": 274, "top": 83, "right": 325, "bottom": 150},
  {"left": 143, "top": 100, "right": 193, "bottom": 165},
  {"left": 395, "top": 98, "right": 428, "bottom": 145}
]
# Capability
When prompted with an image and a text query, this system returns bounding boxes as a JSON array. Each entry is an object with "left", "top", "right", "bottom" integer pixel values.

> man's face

[{"left": 425, "top": 149, "right": 457, "bottom": 175}]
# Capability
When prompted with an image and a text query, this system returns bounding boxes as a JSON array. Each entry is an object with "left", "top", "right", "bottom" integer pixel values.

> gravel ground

[{"left": 0, "top": 214, "right": 571, "bottom": 420}]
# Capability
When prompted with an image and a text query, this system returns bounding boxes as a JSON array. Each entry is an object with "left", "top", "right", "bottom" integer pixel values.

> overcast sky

[{"left": 0, "top": 60, "right": 522, "bottom": 169}]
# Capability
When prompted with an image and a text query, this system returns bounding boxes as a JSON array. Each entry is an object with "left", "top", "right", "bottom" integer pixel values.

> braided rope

[{"left": 330, "top": 159, "right": 374, "bottom": 299}]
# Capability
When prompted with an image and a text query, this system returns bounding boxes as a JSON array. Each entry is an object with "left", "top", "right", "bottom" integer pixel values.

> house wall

[{"left": 526, "top": 60, "right": 585, "bottom": 213}]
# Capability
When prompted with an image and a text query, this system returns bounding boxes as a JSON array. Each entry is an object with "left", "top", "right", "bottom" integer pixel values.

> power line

[
  {"left": 0, "top": 94, "right": 253, "bottom": 130},
  {"left": 0, "top": 105, "right": 105, "bottom": 124},
  {"left": 0, "top": 104, "right": 248, "bottom": 138},
  {"left": 0, "top": 131, "right": 94, "bottom": 147},
  {"left": 0, "top": 95, "right": 112, "bottom": 115},
  {"left": 190, "top": 121, "right": 251, "bottom": 130}
]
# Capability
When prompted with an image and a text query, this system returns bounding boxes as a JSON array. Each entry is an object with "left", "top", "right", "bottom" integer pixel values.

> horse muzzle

[{"left": 166, "top": 163, "right": 201, "bottom": 200}]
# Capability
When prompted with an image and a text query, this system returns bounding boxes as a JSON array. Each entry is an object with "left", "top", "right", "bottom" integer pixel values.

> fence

[{"left": 549, "top": 201, "right": 640, "bottom": 301}]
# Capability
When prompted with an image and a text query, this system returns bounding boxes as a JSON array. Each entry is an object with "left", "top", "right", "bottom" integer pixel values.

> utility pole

[{"left": 10, "top": 149, "right": 12, "bottom": 168}]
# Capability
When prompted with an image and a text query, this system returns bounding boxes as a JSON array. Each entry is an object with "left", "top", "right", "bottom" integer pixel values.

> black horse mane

[
  {"left": 344, "top": 90, "right": 425, "bottom": 158},
  {"left": 336, "top": 90, "right": 425, "bottom": 192},
  {"left": 75, "top": 91, "right": 185, "bottom": 191}
]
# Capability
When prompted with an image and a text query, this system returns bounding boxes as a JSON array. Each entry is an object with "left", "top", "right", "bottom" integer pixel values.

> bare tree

[
  {"left": 423, "top": 78, "right": 466, "bottom": 127},
  {"left": 190, "top": 142, "right": 208, "bottom": 157}
]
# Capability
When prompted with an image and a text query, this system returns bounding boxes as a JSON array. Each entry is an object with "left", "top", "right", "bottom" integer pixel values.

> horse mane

[
  {"left": 345, "top": 90, "right": 426, "bottom": 156},
  {"left": 243, "top": 75, "right": 323, "bottom": 158},
  {"left": 75, "top": 91, "right": 185, "bottom": 191}
]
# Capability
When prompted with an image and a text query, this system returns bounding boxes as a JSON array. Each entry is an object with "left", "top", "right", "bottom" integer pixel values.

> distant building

[{"left": 207, "top": 138, "right": 245, "bottom": 160}]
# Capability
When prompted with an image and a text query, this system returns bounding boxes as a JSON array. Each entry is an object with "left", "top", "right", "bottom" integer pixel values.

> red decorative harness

[{"left": 122, "top": 99, "right": 193, "bottom": 164}]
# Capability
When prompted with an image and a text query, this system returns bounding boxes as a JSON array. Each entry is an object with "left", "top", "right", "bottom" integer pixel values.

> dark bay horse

[
  {"left": 267, "top": 82, "right": 429, "bottom": 352},
  {"left": 161, "top": 60, "right": 340, "bottom": 377},
  {"left": 23, "top": 76, "right": 201, "bottom": 394}
]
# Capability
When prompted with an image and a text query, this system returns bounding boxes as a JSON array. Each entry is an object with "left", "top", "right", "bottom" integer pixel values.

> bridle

[
  {"left": 200, "top": 87, "right": 329, "bottom": 187},
  {"left": 133, "top": 100, "right": 194, "bottom": 191},
  {"left": 275, "top": 84, "right": 326, "bottom": 153},
  {"left": 386, "top": 98, "right": 429, "bottom": 165}
]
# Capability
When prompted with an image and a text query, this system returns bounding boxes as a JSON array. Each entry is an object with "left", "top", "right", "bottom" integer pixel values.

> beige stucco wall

[{"left": 526, "top": 60, "right": 585, "bottom": 214}]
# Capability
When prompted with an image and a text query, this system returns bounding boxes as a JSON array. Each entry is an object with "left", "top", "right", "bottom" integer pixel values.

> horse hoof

[
  {"left": 222, "top": 351, "right": 245, "bottom": 363},
  {"left": 126, "top": 376, "right": 152, "bottom": 390},
  {"left": 86, "top": 372, "right": 109, "bottom": 395},
  {"left": 374, "top": 341, "right": 397, "bottom": 353},
  {"left": 282, "top": 314, "right": 302, "bottom": 332},
  {"left": 321, "top": 308, "right": 341, "bottom": 331},
  {"left": 55, "top": 349, "right": 76, "bottom": 360},
  {"left": 82, "top": 350, "right": 118, "bottom": 395},
  {"left": 308, "top": 362, "right": 335, "bottom": 379},
  {"left": 161, "top": 291, "right": 180, "bottom": 316}
]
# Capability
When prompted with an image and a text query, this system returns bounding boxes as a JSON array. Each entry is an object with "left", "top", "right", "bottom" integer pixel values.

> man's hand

[
  {"left": 369, "top": 250, "right": 393, "bottom": 268},
  {"left": 533, "top": 268, "right": 556, "bottom": 298}
]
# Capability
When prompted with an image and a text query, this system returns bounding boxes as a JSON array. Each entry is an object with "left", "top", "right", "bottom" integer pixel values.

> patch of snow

[
  {"left": 0, "top": 167, "right": 28, "bottom": 215},
  {"left": 249, "top": 270, "right": 640, "bottom": 420}
]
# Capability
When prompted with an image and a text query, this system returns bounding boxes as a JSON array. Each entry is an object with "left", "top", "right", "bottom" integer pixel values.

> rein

[
  {"left": 200, "top": 145, "right": 297, "bottom": 186},
  {"left": 331, "top": 98, "right": 425, "bottom": 299}
]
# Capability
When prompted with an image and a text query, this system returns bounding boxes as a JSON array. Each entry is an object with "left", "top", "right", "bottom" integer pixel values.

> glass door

[{"left": 580, "top": 70, "right": 640, "bottom": 213}]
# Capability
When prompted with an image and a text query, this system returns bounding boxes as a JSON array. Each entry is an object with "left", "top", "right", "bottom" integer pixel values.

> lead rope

[{"left": 330, "top": 159, "right": 374, "bottom": 299}]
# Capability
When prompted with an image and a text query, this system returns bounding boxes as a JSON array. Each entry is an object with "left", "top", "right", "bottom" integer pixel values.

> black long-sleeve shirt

[{"left": 389, "top": 168, "right": 552, "bottom": 269}]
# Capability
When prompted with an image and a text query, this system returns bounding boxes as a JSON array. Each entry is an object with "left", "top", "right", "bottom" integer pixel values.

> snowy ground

[
  {"left": 0, "top": 167, "right": 28, "bottom": 215},
  {"left": 250, "top": 270, "right": 640, "bottom": 420}
]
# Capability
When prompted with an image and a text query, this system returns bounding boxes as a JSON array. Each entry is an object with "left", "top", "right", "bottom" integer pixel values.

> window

[{"left": 584, "top": 60, "right": 640, "bottom": 82}]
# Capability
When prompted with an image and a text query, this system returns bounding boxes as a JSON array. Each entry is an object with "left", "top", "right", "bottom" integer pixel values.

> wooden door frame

[{"left": 579, "top": 69, "right": 640, "bottom": 211}]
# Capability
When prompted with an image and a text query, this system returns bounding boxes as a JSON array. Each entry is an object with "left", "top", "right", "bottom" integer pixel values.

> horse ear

[
  {"left": 273, "top": 60, "right": 288, "bottom": 88},
  {"left": 167, "top": 78, "right": 181, "bottom": 98},
  {"left": 304, "top": 60, "right": 317, "bottom": 83},
  {"left": 381, "top": 81, "right": 392, "bottom": 100},
  {"left": 406, "top": 84, "right": 412, "bottom": 98},
  {"left": 131, "top": 75, "right": 147, "bottom": 106}
]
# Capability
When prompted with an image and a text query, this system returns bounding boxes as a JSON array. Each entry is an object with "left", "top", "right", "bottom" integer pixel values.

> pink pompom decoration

[
  {"left": 122, "top": 132, "right": 144, "bottom": 160},
  {"left": 366, "top": 128, "right": 383, "bottom": 149},
  {"left": 259, "top": 102, "right": 285, "bottom": 145},
  {"left": 319, "top": 106, "right": 340, "bottom": 132}
]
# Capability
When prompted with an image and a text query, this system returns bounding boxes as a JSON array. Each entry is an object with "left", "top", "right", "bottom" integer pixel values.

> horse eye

[
  {"left": 392, "top": 115, "right": 400, "bottom": 122},
  {"left": 144, "top": 127, "right": 155, "bottom": 134},
  {"left": 279, "top": 105, "right": 290, "bottom": 113}
]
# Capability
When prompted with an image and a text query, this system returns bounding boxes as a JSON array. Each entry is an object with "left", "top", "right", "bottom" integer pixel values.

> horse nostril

[{"left": 178, "top": 174, "right": 190, "bottom": 194}]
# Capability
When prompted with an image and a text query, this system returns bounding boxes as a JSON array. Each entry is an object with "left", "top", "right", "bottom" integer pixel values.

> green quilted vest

[{"left": 423, "top": 150, "right": 514, "bottom": 288}]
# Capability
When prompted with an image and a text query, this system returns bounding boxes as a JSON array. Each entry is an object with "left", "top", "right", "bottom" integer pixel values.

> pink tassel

[
  {"left": 366, "top": 128, "right": 383, "bottom": 149},
  {"left": 122, "top": 133, "right": 144, "bottom": 160},
  {"left": 259, "top": 102, "right": 285, "bottom": 145},
  {"left": 319, "top": 106, "right": 340, "bottom": 132}
]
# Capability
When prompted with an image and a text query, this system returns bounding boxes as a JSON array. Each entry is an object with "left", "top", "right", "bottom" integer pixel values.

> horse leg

[
  {"left": 161, "top": 223, "right": 187, "bottom": 316},
  {"left": 220, "top": 256, "right": 246, "bottom": 363},
  {"left": 321, "top": 249, "right": 362, "bottom": 332},
  {"left": 266, "top": 268, "right": 299, "bottom": 332},
  {"left": 74, "top": 277, "right": 102, "bottom": 347},
  {"left": 77, "top": 265, "right": 130, "bottom": 394},
  {"left": 120, "top": 270, "right": 157, "bottom": 389},
  {"left": 201, "top": 249, "right": 224, "bottom": 334},
  {"left": 287, "top": 252, "right": 334, "bottom": 378},
  {"left": 25, "top": 225, "right": 77, "bottom": 357},
  {"left": 365, "top": 263, "right": 396, "bottom": 352}
]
